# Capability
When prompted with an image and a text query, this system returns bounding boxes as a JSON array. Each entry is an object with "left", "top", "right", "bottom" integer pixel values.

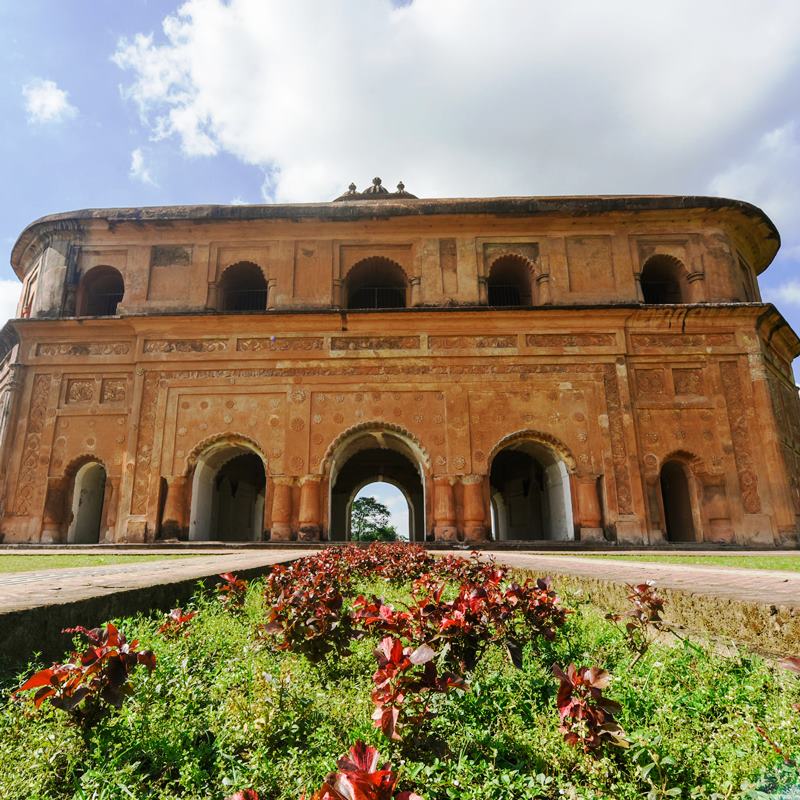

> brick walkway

[
  {"left": 0, "top": 550, "right": 314, "bottom": 614},
  {"left": 488, "top": 552, "right": 800, "bottom": 608},
  {"left": 0, "top": 548, "right": 798, "bottom": 615}
]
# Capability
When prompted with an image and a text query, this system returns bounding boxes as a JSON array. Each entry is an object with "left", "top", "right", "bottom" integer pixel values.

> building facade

[{"left": 1, "top": 182, "right": 799, "bottom": 546}]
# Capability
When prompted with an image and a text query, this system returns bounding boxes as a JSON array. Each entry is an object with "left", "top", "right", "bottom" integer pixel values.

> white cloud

[
  {"left": 22, "top": 78, "right": 77, "bottom": 124},
  {"left": 112, "top": 0, "right": 800, "bottom": 207},
  {"left": 0, "top": 280, "right": 22, "bottom": 328},
  {"left": 764, "top": 281, "right": 800, "bottom": 307},
  {"left": 129, "top": 147, "right": 157, "bottom": 185}
]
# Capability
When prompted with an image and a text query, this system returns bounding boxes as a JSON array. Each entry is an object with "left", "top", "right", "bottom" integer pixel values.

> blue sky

[{"left": 2, "top": 1, "right": 800, "bottom": 529}]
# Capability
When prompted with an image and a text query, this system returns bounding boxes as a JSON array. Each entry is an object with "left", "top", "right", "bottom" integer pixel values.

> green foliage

[
  {"left": 1, "top": 576, "right": 799, "bottom": 799},
  {"left": 350, "top": 496, "right": 399, "bottom": 542}
]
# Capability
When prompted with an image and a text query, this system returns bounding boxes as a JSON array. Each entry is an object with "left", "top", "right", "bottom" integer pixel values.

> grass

[
  {"left": 0, "top": 554, "right": 197, "bottom": 573},
  {"left": 1, "top": 572, "right": 798, "bottom": 799},
  {"left": 571, "top": 554, "right": 800, "bottom": 572}
]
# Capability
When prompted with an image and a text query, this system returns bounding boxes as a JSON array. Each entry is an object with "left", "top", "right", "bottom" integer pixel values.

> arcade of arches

[{"left": 4, "top": 191, "right": 799, "bottom": 548}]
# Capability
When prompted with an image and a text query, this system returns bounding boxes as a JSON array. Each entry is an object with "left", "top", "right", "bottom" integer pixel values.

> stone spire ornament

[{"left": 334, "top": 177, "right": 418, "bottom": 201}]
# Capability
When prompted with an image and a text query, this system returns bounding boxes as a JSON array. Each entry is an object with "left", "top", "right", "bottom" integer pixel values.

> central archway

[
  {"left": 188, "top": 439, "right": 266, "bottom": 541},
  {"left": 325, "top": 426, "right": 427, "bottom": 542},
  {"left": 489, "top": 437, "right": 574, "bottom": 541}
]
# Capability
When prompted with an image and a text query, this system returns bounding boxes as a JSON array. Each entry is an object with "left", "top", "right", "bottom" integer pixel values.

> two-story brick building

[{"left": 1, "top": 180, "right": 798, "bottom": 546}]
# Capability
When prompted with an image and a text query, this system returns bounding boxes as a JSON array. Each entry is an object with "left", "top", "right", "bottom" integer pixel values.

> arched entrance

[
  {"left": 350, "top": 481, "right": 411, "bottom": 541},
  {"left": 67, "top": 461, "right": 107, "bottom": 543},
  {"left": 660, "top": 460, "right": 697, "bottom": 542},
  {"left": 188, "top": 440, "right": 266, "bottom": 541},
  {"left": 489, "top": 439, "right": 573, "bottom": 541},
  {"left": 326, "top": 427, "right": 427, "bottom": 542}
]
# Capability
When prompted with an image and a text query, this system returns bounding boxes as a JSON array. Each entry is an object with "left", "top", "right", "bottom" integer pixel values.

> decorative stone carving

[
  {"left": 631, "top": 333, "right": 734, "bottom": 350},
  {"left": 36, "top": 342, "right": 130, "bottom": 356},
  {"left": 720, "top": 361, "right": 762, "bottom": 514},
  {"left": 673, "top": 368, "right": 704, "bottom": 396},
  {"left": 66, "top": 379, "right": 94, "bottom": 404},
  {"left": 525, "top": 333, "right": 615, "bottom": 347},
  {"left": 100, "top": 378, "right": 126, "bottom": 404},
  {"left": 636, "top": 369, "right": 666, "bottom": 397},
  {"left": 14, "top": 374, "right": 51, "bottom": 515},
  {"left": 429, "top": 335, "right": 516, "bottom": 349},
  {"left": 237, "top": 337, "right": 324, "bottom": 352},
  {"left": 143, "top": 339, "right": 228, "bottom": 353},
  {"left": 330, "top": 336, "right": 420, "bottom": 351}
]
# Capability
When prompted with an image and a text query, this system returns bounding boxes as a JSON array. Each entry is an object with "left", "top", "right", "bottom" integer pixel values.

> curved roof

[{"left": 10, "top": 194, "right": 780, "bottom": 278}]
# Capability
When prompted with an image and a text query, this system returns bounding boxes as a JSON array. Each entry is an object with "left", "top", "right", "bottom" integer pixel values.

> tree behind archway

[{"left": 350, "top": 496, "right": 399, "bottom": 541}]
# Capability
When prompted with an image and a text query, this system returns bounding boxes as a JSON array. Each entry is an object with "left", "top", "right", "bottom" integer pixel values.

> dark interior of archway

[
  {"left": 487, "top": 256, "right": 533, "bottom": 307},
  {"left": 212, "top": 452, "right": 266, "bottom": 540},
  {"left": 331, "top": 448, "right": 422, "bottom": 541},
  {"left": 490, "top": 449, "right": 548, "bottom": 539},
  {"left": 346, "top": 258, "right": 407, "bottom": 309},
  {"left": 640, "top": 257, "right": 684, "bottom": 304},
  {"left": 80, "top": 268, "right": 125, "bottom": 316},
  {"left": 660, "top": 461, "right": 696, "bottom": 542},
  {"left": 220, "top": 262, "right": 268, "bottom": 312}
]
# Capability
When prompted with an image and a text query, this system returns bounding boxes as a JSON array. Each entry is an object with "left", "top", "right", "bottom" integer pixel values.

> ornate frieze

[
  {"left": 237, "top": 337, "right": 324, "bottom": 352},
  {"left": 631, "top": 332, "right": 735, "bottom": 350},
  {"left": 14, "top": 374, "right": 51, "bottom": 515},
  {"left": 525, "top": 333, "right": 615, "bottom": 347},
  {"left": 720, "top": 361, "right": 761, "bottom": 514},
  {"left": 143, "top": 339, "right": 228, "bottom": 353},
  {"left": 429, "top": 335, "right": 516, "bottom": 349},
  {"left": 330, "top": 336, "right": 420, "bottom": 351},
  {"left": 36, "top": 342, "right": 130, "bottom": 357}
]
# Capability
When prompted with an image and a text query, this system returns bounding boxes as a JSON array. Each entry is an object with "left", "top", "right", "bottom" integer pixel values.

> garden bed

[{"left": 1, "top": 545, "right": 798, "bottom": 799}]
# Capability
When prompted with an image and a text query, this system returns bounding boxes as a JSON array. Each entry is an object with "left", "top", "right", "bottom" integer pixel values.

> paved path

[
  {"left": 488, "top": 552, "right": 800, "bottom": 608},
  {"left": 1, "top": 548, "right": 799, "bottom": 615},
  {"left": 0, "top": 550, "right": 314, "bottom": 614}
]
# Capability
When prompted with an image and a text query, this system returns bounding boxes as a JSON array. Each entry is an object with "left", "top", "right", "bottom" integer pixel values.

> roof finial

[{"left": 397, "top": 181, "right": 405, "bottom": 192}]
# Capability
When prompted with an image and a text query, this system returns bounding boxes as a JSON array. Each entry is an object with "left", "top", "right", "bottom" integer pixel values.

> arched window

[
  {"left": 77, "top": 266, "right": 124, "bottom": 316},
  {"left": 640, "top": 255, "right": 686, "bottom": 304},
  {"left": 659, "top": 460, "right": 697, "bottom": 542},
  {"left": 487, "top": 255, "right": 533, "bottom": 306},
  {"left": 737, "top": 256, "right": 758, "bottom": 302},
  {"left": 219, "top": 262, "right": 268, "bottom": 312},
  {"left": 346, "top": 257, "right": 407, "bottom": 309}
]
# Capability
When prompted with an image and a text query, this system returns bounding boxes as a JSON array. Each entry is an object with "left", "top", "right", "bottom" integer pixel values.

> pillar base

[
  {"left": 434, "top": 524, "right": 458, "bottom": 542},
  {"left": 578, "top": 527, "right": 604, "bottom": 543},
  {"left": 39, "top": 525, "right": 62, "bottom": 544},
  {"left": 270, "top": 523, "right": 293, "bottom": 542},
  {"left": 297, "top": 524, "right": 320, "bottom": 542},
  {"left": 463, "top": 523, "right": 488, "bottom": 542},
  {"left": 614, "top": 518, "right": 645, "bottom": 545}
]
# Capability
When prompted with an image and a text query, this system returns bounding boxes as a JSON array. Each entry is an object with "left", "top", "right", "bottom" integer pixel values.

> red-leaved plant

[
  {"left": 158, "top": 607, "right": 197, "bottom": 637},
  {"left": 354, "top": 573, "right": 568, "bottom": 672},
  {"left": 217, "top": 572, "right": 249, "bottom": 612},
  {"left": 606, "top": 581, "right": 666, "bottom": 661},
  {"left": 260, "top": 570, "right": 353, "bottom": 662},
  {"left": 14, "top": 622, "right": 156, "bottom": 723},
  {"left": 304, "top": 740, "right": 422, "bottom": 799},
  {"left": 371, "top": 636, "right": 465, "bottom": 740},
  {"left": 225, "top": 791, "right": 259, "bottom": 800},
  {"left": 552, "top": 663, "right": 627, "bottom": 753}
]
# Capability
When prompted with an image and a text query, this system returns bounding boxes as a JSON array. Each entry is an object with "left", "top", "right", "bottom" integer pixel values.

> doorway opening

[
  {"left": 189, "top": 443, "right": 266, "bottom": 541},
  {"left": 350, "top": 482, "right": 410, "bottom": 541},
  {"left": 67, "top": 462, "right": 107, "bottom": 543},
  {"left": 489, "top": 441, "right": 573, "bottom": 540},
  {"left": 660, "top": 460, "right": 697, "bottom": 542}
]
